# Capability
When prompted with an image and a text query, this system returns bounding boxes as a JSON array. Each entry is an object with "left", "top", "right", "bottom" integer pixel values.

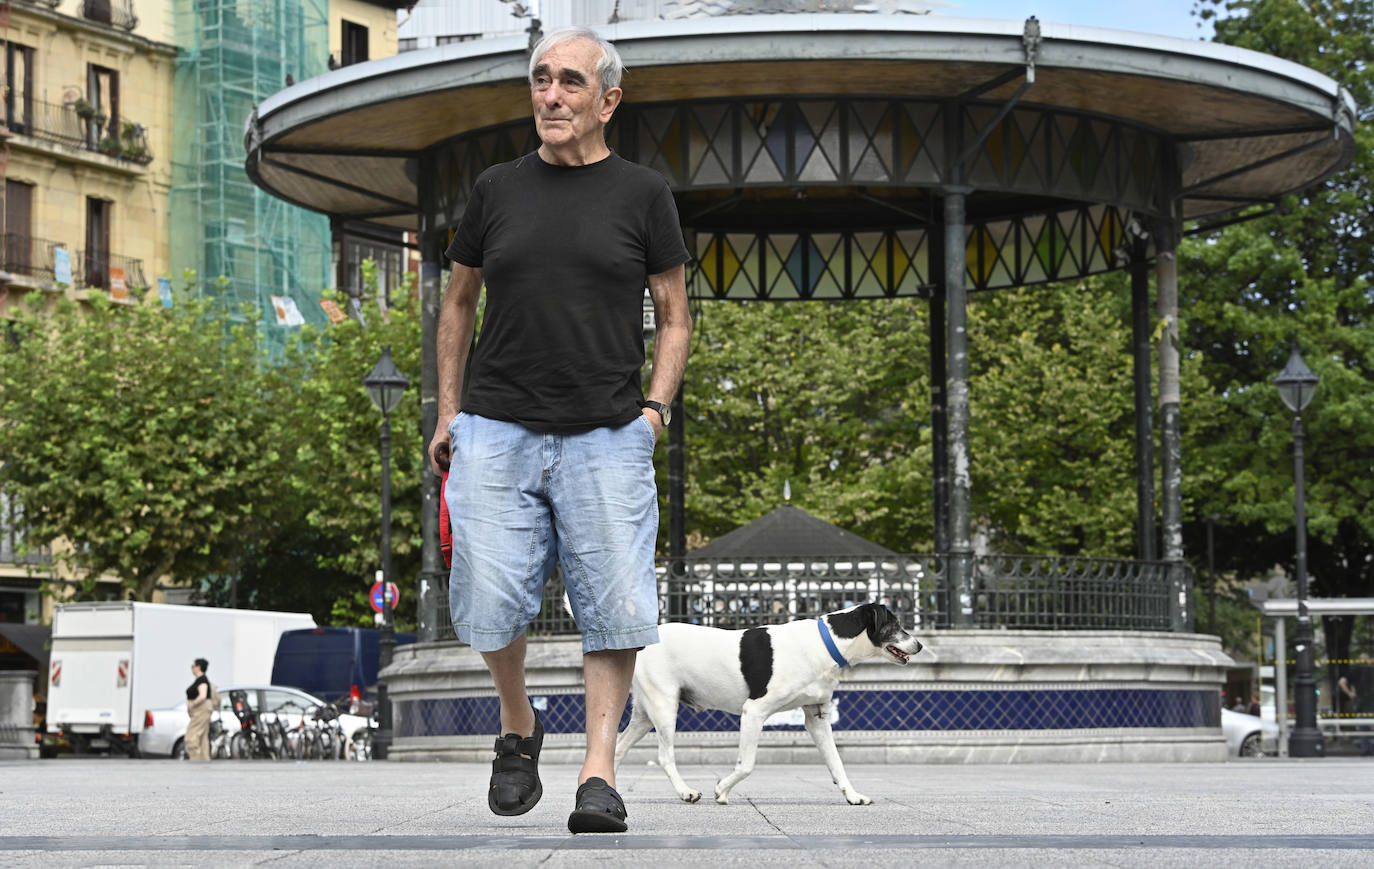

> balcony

[
  {"left": 76, "top": 250, "right": 149, "bottom": 292},
  {"left": 80, "top": 0, "right": 138, "bottom": 31},
  {"left": 0, "top": 234, "right": 147, "bottom": 293},
  {"left": 4, "top": 98, "right": 153, "bottom": 165}
]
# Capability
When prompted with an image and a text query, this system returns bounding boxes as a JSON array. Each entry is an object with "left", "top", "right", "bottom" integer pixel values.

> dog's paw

[
  {"left": 679, "top": 790, "right": 702, "bottom": 804},
  {"left": 843, "top": 789, "right": 872, "bottom": 806}
]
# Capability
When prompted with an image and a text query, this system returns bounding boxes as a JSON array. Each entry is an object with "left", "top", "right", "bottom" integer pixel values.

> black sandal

[
  {"left": 488, "top": 705, "right": 543, "bottom": 816},
  {"left": 567, "top": 776, "right": 627, "bottom": 834}
]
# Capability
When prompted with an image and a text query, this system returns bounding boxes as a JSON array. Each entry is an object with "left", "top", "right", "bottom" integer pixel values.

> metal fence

[{"left": 432, "top": 553, "right": 1181, "bottom": 640}]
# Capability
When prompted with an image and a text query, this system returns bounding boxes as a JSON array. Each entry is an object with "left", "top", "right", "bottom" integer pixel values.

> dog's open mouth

[{"left": 886, "top": 645, "right": 910, "bottom": 664}]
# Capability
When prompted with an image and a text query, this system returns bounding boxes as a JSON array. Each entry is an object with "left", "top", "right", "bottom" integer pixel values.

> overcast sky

[{"left": 937, "top": 1, "right": 1215, "bottom": 41}]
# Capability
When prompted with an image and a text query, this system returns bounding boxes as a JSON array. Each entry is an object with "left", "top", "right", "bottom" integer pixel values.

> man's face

[{"left": 530, "top": 38, "right": 621, "bottom": 151}]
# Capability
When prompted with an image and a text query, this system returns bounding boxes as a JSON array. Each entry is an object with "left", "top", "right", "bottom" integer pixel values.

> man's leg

[
  {"left": 480, "top": 633, "right": 536, "bottom": 737},
  {"left": 580, "top": 648, "right": 636, "bottom": 786}
]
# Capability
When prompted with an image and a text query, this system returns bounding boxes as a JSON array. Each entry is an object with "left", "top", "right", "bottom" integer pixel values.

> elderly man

[{"left": 428, "top": 26, "right": 692, "bottom": 834}]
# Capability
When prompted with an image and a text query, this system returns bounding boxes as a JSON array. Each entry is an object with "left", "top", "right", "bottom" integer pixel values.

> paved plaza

[{"left": 2, "top": 756, "right": 1373, "bottom": 866}]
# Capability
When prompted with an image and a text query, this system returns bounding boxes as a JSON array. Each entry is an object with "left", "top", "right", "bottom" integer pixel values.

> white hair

[{"left": 528, "top": 26, "right": 624, "bottom": 96}]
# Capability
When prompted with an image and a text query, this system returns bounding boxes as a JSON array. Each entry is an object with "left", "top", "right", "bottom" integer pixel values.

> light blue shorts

[{"left": 444, "top": 412, "right": 661, "bottom": 654}]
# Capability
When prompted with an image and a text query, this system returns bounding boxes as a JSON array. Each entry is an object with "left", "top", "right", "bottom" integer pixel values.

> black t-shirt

[
  {"left": 445, "top": 151, "right": 690, "bottom": 433},
  {"left": 186, "top": 674, "right": 208, "bottom": 702}
]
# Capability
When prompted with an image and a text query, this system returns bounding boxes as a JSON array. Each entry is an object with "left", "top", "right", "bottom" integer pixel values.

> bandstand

[{"left": 244, "top": 13, "right": 1356, "bottom": 762}]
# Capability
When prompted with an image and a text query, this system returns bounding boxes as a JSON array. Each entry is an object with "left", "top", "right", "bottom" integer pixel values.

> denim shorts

[{"left": 444, "top": 412, "right": 661, "bottom": 654}]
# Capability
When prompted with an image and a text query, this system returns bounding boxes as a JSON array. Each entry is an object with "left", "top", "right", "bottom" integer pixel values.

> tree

[
  {"left": 683, "top": 298, "right": 934, "bottom": 551},
  {"left": 0, "top": 291, "right": 285, "bottom": 601},
  {"left": 1186, "top": 0, "right": 1374, "bottom": 671},
  {"left": 269, "top": 271, "right": 425, "bottom": 627},
  {"left": 967, "top": 278, "right": 1221, "bottom": 557}
]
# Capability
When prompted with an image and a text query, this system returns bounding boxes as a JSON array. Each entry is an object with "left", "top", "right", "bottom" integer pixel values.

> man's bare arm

[
  {"left": 430, "top": 263, "right": 484, "bottom": 473},
  {"left": 643, "top": 264, "right": 691, "bottom": 437}
]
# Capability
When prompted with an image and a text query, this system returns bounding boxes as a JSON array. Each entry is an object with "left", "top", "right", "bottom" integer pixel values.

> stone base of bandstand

[{"left": 381, "top": 630, "right": 1233, "bottom": 764}]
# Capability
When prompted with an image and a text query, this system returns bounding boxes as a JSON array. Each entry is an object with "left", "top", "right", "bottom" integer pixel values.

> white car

[
  {"left": 1221, "top": 707, "right": 1280, "bottom": 757},
  {"left": 139, "top": 685, "right": 371, "bottom": 759}
]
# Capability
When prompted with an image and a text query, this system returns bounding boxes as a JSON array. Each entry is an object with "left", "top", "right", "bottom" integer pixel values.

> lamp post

[
  {"left": 363, "top": 345, "right": 409, "bottom": 760},
  {"left": 1274, "top": 344, "right": 1322, "bottom": 758}
]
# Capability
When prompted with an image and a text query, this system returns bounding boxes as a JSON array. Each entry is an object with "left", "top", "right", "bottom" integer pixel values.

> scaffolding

[{"left": 171, "top": 0, "right": 332, "bottom": 347}]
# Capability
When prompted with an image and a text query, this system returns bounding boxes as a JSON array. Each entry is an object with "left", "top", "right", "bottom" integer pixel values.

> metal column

[
  {"left": 1130, "top": 236, "right": 1158, "bottom": 562},
  {"left": 1275, "top": 616, "right": 1289, "bottom": 757},
  {"left": 1154, "top": 219, "right": 1189, "bottom": 631},
  {"left": 929, "top": 262, "right": 950, "bottom": 558},
  {"left": 944, "top": 188, "right": 974, "bottom": 626},
  {"left": 417, "top": 231, "right": 446, "bottom": 642}
]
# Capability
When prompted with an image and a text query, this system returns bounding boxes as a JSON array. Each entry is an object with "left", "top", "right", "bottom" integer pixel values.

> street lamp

[
  {"left": 362, "top": 345, "right": 408, "bottom": 760},
  {"left": 1274, "top": 344, "right": 1322, "bottom": 758}
]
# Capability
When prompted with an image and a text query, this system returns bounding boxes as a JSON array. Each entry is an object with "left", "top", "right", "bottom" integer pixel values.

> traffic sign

[{"left": 370, "top": 581, "right": 400, "bottom": 613}]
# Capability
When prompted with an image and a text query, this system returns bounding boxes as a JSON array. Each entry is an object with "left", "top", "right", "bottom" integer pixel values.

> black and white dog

[{"left": 614, "top": 602, "right": 923, "bottom": 806}]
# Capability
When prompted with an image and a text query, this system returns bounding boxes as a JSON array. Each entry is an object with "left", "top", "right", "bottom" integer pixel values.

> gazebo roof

[
  {"left": 690, "top": 504, "right": 900, "bottom": 560},
  {"left": 246, "top": 14, "right": 1356, "bottom": 231}
]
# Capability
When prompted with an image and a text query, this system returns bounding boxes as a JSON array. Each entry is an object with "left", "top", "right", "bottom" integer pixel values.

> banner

[
  {"left": 319, "top": 298, "right": 347, "bottom": 324},
  {"left": 54, "top": 247, "right": 71, "bottom": 286},
  {"left": 109, "top": 266, "right": 128, "bottom": 301},
  {"left": 271, "top": 295, "right": 305, "bottom": 327}
]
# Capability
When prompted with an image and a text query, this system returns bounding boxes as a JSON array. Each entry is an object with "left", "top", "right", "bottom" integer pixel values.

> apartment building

[{"left": 0, "top": 0, "right": 403, "bottom": 624}]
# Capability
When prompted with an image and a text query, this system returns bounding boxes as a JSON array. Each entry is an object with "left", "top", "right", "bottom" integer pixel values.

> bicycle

[{"left": 227, "top": 689, "right": 276, "bottom": 760}]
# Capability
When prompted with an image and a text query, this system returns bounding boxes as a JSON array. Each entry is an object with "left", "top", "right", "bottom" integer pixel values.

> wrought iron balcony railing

[
  {"left": 0, "top": 236, "right": 147, "bottom": 293},
  {"left": 0, "top": 233, "right": 66, "bottom": 282},
  {"left": 432, "top": 552, "right": 1186, "bottom": 640},
  {"left": 4, "top": 98, "right": 153, "bottom": 164},
  {"left": 80, "top": 0, "right": 138, "bottom": 30},
  {"left": 76, "top": 250, "right": 149, "bottom": 292}
]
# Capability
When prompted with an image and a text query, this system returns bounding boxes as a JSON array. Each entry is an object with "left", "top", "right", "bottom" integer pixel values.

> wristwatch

[{"left": 638, "top": 399, "right": 671, "bottom": 427}]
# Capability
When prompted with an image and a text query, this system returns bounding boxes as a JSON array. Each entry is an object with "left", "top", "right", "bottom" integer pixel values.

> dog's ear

[{"left": 864, "top": 603, "right": 892, "bottom": 645}]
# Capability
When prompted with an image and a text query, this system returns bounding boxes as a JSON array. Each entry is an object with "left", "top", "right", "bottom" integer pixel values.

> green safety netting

[{"left": 171, "top": 0, "right": 332, "bottom": 353}]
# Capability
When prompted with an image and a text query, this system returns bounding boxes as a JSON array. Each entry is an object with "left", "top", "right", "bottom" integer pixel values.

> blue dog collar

[{"left": 818, "top": 619, "right": 850, "bottom": 668}]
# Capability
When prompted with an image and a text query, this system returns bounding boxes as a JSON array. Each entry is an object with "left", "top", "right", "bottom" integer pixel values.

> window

[
  {"left": 85, "top": 198, "right": 111, "bottom": 290},
  {"left": 436, "top": 34, "right": 480, "bottom": 46},
  {"left": 341, "top": 20, "right": 369, "bottom": 66},
  {"left": 340, "top": 234, "right": 404, "bottom": 306},
  {"left": 2, "top": 181, "right": 35, "bottom": 275},
  {"left": 86, "top": 64, "right": 119, "bottom": 147},
  {"left": 5, "top": 43, "right": 35, "bottom": 136},
  {"left": 83, "top": 0, "right": 112, "bottom": 25},
  {"left": 398, "top": 37, "right": 417, "bottom": 53}
]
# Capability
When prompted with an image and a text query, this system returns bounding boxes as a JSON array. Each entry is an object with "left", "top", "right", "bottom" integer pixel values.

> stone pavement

[{"left": 1, "top": 757, "right": 1372, "bottom": 867}]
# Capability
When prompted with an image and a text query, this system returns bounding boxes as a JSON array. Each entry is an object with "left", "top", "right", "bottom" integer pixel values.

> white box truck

[{"left": 47, "top": 602, "right": 315, "bottom": 754}]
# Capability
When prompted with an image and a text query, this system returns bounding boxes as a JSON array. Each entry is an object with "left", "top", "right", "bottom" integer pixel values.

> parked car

[
  {"left": 139, "top": 685, "right": 370, "bottom": 759},
  {"left": 1221, "top": 707, "right": 1279, "bottom": 757},
  {"left": 271, "top": 627, "right": 417, "bottom": 709}
]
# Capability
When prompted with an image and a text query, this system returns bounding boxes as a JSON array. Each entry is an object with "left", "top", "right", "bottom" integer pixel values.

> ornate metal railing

[
  {"left": 4, "top": 98, "right": 153, "bottom": 164},
  {"left": 973, "top": 554, "right": 1174, "bottom": 630},
  {"left": 80, "top": 0, "right": 138, "bottom": 30},
  {"left": 431, "top": 553, "right": 1184, "bottom": 640},
  {"left": 0, "top": 234, "right": 66, "bottom": 282},
  {"left": 75, "top": 250, "right": 148, "bottom": 292}
]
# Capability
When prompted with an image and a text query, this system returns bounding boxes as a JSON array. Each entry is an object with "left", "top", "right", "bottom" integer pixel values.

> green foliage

[
  {"left": 1182, "top": 0, "right": 1374, "bottom": 663},
  {"left": 684, "top": 298, "right": 934, "bottom": 550},
  {"left": 0, "top": 290, "right": 282, "bottom": 601},
  {"left": 221, "top": 267, "right": 423, "bottom": 625},
  {"left": 967, "top": 279, "right": 1173, "bottom": 556}
]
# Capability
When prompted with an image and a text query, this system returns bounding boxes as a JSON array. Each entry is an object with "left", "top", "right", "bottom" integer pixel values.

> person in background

[{"left": 185, "top": 658, "right": 212, "bottom": 761}]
